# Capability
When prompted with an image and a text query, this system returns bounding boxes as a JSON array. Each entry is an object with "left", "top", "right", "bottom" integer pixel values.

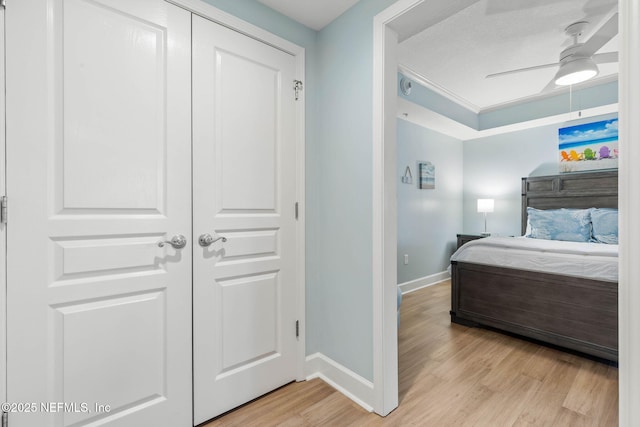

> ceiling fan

[{"left": 486, "top": 12, "right": 618, "bottom": 90}]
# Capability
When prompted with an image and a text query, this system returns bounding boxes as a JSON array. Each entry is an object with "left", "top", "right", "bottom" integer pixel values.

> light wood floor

[{"left": 203, "top": 280, "right": 618, "bottom": 426}]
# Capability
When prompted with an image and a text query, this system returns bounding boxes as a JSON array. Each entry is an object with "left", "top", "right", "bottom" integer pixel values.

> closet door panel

[
  {"left": 192, "top": 14, "right": 298, "bottom": 424},
  {"left": 6, "top": 1, "right": 192, "bottom": 426}
]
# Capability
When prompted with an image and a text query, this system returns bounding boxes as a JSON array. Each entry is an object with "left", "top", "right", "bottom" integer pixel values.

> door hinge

[
  {"left": 0, "top": 0, "right": 5, "bottom": 9},
  {"left": 1, "top": 196, "right": 7, "bottom": 224},
  {"left": 295, "top": 320, "right": 299, "bottom": 338},
  {"left": 293, "top": 80, "right": 303, "bottom": 101},
  {"left": 2, "top": 411, "right": 8, "bottom": 427},
  {"left": 294, "top": 202, "right": 299, "bottom": 220}
]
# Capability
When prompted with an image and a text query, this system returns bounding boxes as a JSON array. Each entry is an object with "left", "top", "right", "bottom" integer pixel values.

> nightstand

[{"left": 456, "top": 234, "right": 486, "bottom": 250}]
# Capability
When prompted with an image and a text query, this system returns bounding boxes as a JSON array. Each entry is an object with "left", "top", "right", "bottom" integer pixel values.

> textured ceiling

[
  {"left": 396, "top": 0, "right": 619, "bottom": 111},
  {"left": 256, "top": 0, "right": 360, "bottom": 31},
  {"left": 257, "top": 0, "right": 618, "bottom": 111}
]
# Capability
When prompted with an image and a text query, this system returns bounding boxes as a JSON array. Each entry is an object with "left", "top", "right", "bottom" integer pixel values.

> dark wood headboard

[{"left": 521, "top": 170, "right": 619, "bottom": 235}]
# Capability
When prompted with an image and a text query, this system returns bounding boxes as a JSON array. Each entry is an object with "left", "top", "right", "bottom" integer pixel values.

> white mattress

[{"left": 450, "top": 236, "right": 618, "bottom": 282}]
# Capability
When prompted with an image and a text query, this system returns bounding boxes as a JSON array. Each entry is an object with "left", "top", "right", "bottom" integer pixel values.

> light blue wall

[
  {"left": 307, "top": 0, "right": 394, "bottom": 381},
  {"left": 397, "top": 120, "right": 463, "bottom": 284},
  {"left": 201, "top": 0, "right": 317, "bottom": 48},
  {"left": 479, "top": 81, "right": 619, "bottom": 129},
  {"left": 400, "top": 70, "right": 618, "bottom": 238},
  {"left": 462, "top": 113, "right": 618, "bottom": 236}
]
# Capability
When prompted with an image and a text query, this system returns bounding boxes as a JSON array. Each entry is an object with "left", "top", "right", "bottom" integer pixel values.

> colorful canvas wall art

[
  {"left": 559, "top": 118, "right": 618, "bottom": 173},
  {"left": 418, "top": 161, "right": 435, "bottom": 189}
]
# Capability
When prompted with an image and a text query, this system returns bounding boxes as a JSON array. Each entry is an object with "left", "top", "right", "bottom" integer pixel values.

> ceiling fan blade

[
  {"left": 486, "top": 62, "right": 558, "bottom": 79},
  {"left": 577, "top": 12, "right": 618, "bottom": 57},
  {"left": 593, "top": 51, "right": 618, "bottom": 64}
]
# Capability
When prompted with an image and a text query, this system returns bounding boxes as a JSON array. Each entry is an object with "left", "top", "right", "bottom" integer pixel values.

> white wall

[
  {"left": 462, "top": 112, "right": 618, "bottom": 236},
  {"left": 397, "top": 119, "right": 463, "bottom": 284}
]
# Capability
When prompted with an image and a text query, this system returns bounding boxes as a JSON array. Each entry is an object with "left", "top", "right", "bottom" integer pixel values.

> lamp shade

[
  {"left": 477, "top": 198, "right": 494, "bottom": 213},
  {"left": 554, "top": 57, "right": 599, "bottom": 86}
]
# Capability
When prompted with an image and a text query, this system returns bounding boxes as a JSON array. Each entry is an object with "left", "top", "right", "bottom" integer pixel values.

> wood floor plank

[
  {"left": 203, "top": 281, "right": 618, "bottom": 426},
  {"left": 563, "top": 361, "right": 609, "bottom": 417}
]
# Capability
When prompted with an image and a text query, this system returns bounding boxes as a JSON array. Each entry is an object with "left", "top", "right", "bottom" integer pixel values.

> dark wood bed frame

[{"left": 450, "top": 170, "right": 618, "bottom": 362}]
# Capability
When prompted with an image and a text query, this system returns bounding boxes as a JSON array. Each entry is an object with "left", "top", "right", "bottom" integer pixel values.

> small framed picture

[{"left": 418, "top": 161, "right": 435, "bottom": 189}]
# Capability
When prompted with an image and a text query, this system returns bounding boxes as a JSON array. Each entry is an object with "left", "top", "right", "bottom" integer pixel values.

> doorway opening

[{"left": 372, "top": 0, "right": 640, "bottom": 422}]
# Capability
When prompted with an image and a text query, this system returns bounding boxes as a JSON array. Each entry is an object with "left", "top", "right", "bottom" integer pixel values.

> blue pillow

[
  {"left": 590, "top": 208, "right": 618, "bottom": 244},
  {"left": 526, "top": 207, "right": 591, "bottom": 242}
]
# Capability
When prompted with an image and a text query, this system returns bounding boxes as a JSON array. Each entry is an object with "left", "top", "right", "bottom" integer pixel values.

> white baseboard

[
  {"left": 398, "top": 271, "right": 450, "bottom": 294},
  {"left": 305, "top": 352, "right": 374, "bottom": 412}
]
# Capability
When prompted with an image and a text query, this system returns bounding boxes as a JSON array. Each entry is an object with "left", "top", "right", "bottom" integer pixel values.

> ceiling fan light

[{"left": 554, "top": 57, "right": 599, "bottom": 86}]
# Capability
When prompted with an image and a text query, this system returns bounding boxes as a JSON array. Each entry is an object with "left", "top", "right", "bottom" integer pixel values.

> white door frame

[
  {"left": 372, "top": 0, "right": 640, "bottom": 422},
  {"left": 617, "top": 0, "right": 640, "bottom": 424},
  {"left": 372, "top": 0, "right": 426, "bottom": 415},
  {"left": 168, "top": 0, "right": 307, "bottom": 382},
  {"left": 0, "top": 5, "right": 6, "bottom": 407}
]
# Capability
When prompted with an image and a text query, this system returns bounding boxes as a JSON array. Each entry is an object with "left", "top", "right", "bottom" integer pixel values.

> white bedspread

[{"left": 450, "top": 236, "right": 618, "bottom": 282}]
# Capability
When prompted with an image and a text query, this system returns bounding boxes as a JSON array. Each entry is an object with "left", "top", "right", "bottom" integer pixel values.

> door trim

[
  {"left": 169, "top": 0, "right": 307, "bottom": 382},
  {"left": 371, "top": 0, "right": 426, "bottom": 416},
  {"left": 0, "top": 5, "right": 6, "bottom": 406},
  {"left": 168, "top": 0, "right": 302, "bottom": 55},
  {"left": 618, "top": 0, "right": 640, "bottom": 424}
]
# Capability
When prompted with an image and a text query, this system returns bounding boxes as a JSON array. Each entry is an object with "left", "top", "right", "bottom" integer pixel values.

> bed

[{"left": 450, "top": 170, "right": 618, "bottom": 362}]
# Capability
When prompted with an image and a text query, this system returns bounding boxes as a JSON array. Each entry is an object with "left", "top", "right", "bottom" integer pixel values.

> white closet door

[
  {"left": 6, "top": 1, "right": 192, "bottom": 425},
  {"left": 192, "top": 15, "right": 298, "bottom": 424}
]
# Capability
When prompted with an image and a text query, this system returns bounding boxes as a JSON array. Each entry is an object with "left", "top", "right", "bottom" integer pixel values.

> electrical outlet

[{"left": 404, "top": 254, "right": 409, "bottom": 265}]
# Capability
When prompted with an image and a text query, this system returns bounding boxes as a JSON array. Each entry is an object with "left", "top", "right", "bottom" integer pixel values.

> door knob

[
  {"left": 158, "top": 234, "right": 187, "bottom": 249},
  {"left": 198, "top": 233, "right": 227, "bottom": 247}
]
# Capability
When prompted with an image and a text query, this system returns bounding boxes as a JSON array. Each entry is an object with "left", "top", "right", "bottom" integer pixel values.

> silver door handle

[
  {"left": 198, "top": 233, "right": 227, "bottom": 247},
  {"left": 158, "top": 234, "right": 187, "bottom": 249}
]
